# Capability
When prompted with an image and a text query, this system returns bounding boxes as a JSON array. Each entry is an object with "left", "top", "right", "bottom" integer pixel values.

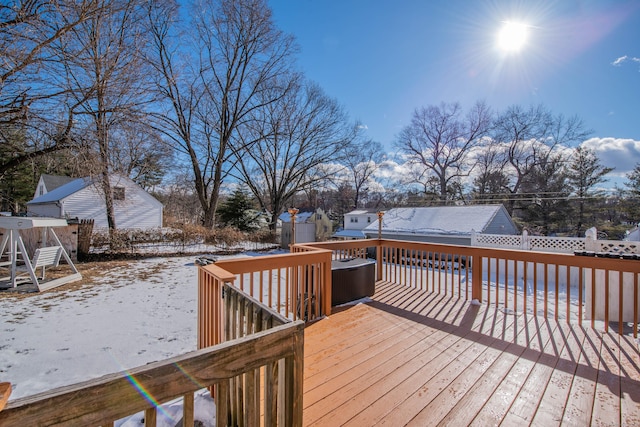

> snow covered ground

[{"left": 0, "top": 254, "right": 233, "bottom": 425}]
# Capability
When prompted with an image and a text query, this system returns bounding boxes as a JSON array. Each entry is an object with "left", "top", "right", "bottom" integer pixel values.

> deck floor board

[{"left": 303, "top": 281, "right": 640, "bottom": 426}]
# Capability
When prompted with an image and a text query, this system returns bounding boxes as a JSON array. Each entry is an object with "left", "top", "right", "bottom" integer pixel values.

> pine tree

[
  {"left": 217, "top": 188, "right": 262, "bottom": 232},
  {"left": 566, "top": 146, "right": 614, "bottom": 235}
]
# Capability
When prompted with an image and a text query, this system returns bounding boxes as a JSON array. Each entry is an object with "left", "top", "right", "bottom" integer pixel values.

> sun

[{"left": 497, "top": 21, "right": 529, "bottom": 53}]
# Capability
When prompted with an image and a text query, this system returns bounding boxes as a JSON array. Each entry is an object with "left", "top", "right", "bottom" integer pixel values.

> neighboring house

[
  {"left": 362, "top": 204, "right": 518, "bottom": 246},
  {"left": 625, "top": 225, "right": 640, "bottom": 241},
  {"left": 33, "top": 174, "right": 76, "bottom": 199},
  {"left": 27, "top": 174, "right": 163, "bottom": 230},
  {"left": 279, "top": 208, "right": 333, "bottom": 248},
  {"left": 333, "top": 209, "right": 378, "bottom": 240}
]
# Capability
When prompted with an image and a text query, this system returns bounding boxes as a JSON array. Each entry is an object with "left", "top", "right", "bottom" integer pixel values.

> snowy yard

[{"left": 0, "top": 254, "right": 229, "bottom": 425}]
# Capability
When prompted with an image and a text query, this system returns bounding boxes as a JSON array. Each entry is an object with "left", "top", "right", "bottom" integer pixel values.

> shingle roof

[
  {"left": 278, "top": 211, "right": 315, "bottom": 223},
  {"left": 362, "top": 205, "right": 505, "bottom": 235},
  {"left": 41, "top": 174, "right": 76, "bottom": 192},
  {"left": 27, "top": 177, "right": 92, "bottom": 204}
]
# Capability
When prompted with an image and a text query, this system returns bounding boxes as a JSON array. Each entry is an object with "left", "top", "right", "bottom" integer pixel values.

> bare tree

[
  {"left": 0, "top": 0, "right": 107, "bottom": 176},
  {"left": 146, "top": 0, "right": 297, "bottom": 228},
  {"left": 338, "top": 135, "right": 385, "bottom": 209},
  {"left": 396, "top": 101, "right": 492, "bottom": 203},
  {"left": 230, "top": 80, "right": 352, "bottom": 229},
  {"left": 62, "top": 0, "right": 153, "bottom": 231},
  {"left": 491, "top": 104, "right": 591, "bottom": 215}
]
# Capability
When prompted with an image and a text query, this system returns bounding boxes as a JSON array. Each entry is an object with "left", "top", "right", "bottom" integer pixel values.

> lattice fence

[{"left": 472, "top": 230, "right": 640, "bottom": 255}]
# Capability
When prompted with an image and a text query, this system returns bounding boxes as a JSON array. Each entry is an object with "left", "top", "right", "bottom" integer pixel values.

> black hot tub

[{"left": 331, "top": 258, "right": 376, "bottom": 306}]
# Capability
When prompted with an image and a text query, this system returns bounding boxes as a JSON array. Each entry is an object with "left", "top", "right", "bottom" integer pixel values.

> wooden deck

[{"left": 303, "top": 281, "right": 640, "bottom": 426}]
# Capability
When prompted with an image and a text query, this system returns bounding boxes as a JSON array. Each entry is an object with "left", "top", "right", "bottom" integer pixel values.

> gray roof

[
  {"left": 41, "top": 174, "right": 76, "bottom": 192},
  {"left": 362, "top": 205, "right": 507, "bottom": 236}
]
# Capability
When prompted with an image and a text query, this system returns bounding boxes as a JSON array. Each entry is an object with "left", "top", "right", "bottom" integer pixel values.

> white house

[
  {"left": 333, "top": 209, "right": 378, "bottom": 239},
  {"left": 362, "top": 205, "right": 518, "bottom": 245},
  {"left": 27, "top": 174, "right": 163, "bottom": 230}
]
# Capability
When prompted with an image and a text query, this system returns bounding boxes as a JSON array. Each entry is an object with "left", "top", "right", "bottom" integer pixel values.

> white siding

[
  {"left": 27, "top": 174, "right": 162, "bottom": 230},
  {"left": 26, "top": 204, "right": 62, "bottom": 218},
  {"left": 61, "top": 178, "right": 162, "bottom": 230}
]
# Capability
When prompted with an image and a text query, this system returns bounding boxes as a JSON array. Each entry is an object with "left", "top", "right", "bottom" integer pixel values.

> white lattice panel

[
  {"left": 529, "top": 236, "right": 586, "bottom": 253},
  {"left": 473, "top": 234, "right": 522, "bottom": 249},
  {"left": 597, "top": 241, "right": 640, "bottom": 254}
]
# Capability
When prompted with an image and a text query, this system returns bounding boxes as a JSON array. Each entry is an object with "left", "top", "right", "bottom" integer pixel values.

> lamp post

[
  {"left": 377, "top": 211, "right": 385, "bottom": 239},
  {"left": 288, "top": 207, "right": 299, "bottom": 250}
]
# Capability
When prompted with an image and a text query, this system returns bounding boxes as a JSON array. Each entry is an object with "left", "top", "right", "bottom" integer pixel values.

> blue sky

[{"left": 269, "top": 0, "right": 640, "bottom": 182}]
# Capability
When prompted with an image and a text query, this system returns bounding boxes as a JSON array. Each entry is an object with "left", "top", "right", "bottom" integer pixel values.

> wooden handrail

[
  {"left": 0, "top": 382, "right": 10, "bottom": 413},
  {"left": 0, "top": 321, "right": 304, "bottom": 426}
]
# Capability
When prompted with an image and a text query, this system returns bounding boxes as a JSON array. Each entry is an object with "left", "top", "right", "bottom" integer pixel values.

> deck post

[
  {"left": 471, "top": 251, "right": 483, "bottom": 302},
  {"left": 376, "top": 212, "right": 385, "bottom": 280},
  {"left": 323, "top": 252, "right": 332, "bottom": 316}
]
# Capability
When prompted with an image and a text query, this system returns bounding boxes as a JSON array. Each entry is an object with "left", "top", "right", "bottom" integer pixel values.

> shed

[
  {"left": 362, "top": 205, "right": 518, "bottom": 245},
  {"left": 27, "top": 174, "right": 163, "bottom": 230},
  {"left": 279, "top": 208, "right": 333, "bottom": 248}
]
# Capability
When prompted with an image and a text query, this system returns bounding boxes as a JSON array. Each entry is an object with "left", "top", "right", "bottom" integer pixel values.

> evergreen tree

[
  {"left": 217, "top": 188, "right": 263, "bottom": 232},
  {"left": 624, "top": 163, "right": 640, "bottom": 222},
  {"left": 518, "top": 154, "right": 571, "bottom": 235},
  {"left": 566, "top": 146, "right": 614, "bottom": 235}
]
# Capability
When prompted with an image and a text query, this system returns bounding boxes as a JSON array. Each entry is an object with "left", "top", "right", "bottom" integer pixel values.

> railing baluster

[
  {"left": 268, "top": 268, "right": 273, "bottom": 308},
  {"left": 523, "top": 261, "right": 528, "bottom": 314},
  {"left": 513, "top": 260, "right": 518, "bottom": 313},
  {"left": 495, "top": 258, "right": 500, "bottom": 307},
  {"left": 619, "top": 270, "right": 623, "bottom": 335},
  {"left": 504, "top": 258, "right": 509, "bottom": 309},
  {"left": 554, "top": 263, "right": 559, "bottom": 321},
  {"left": 533, "top": 262, "right": 538, "bottom": 315},
  {"left": 605, "top": 269, "right": 610, "bottom": 333},
  {"left": 578, "top": 266, "right": 583, "bottom": 327},
  {"left": 566, "top": 266, "right": 571, "bottom": 324},
  {"left": 634, "top": 272, "right": 638, "bottom": 338},
  {"left": 591, "top": 268, "right": 596, "bottom": 330},
  {"left": 487, "top": 257, "right": 491, "bottom": 306},
  {"left": 144, "top": 407, "right": 156, "bottom": 426},
  {"left": 544, "top": 264, "right": 549, "bottom": 319}
]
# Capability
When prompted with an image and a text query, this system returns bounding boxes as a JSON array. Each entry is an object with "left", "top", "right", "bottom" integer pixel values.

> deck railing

[
  {"left": 196, "top": 238, "right": 640, "bottom": 381},
  {"left": 294, "top": 239, "right": 640, "bottom": 337},
  {"left": 198, "top": 250, "right": 332, "bottom": 350},
  {"left": 1, "top": 284, "right": 303, "bottom": 426}
]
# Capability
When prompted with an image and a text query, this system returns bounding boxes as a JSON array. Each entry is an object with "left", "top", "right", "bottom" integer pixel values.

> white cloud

[
  {"left": 611, "top": 55, "right": 640, "bottom": 70},
  {"left": 581, "top": 137, "right": 640, "bottom": 177},
  {"left": 611, "top": 55, "right": 628, "bottom": 66}
]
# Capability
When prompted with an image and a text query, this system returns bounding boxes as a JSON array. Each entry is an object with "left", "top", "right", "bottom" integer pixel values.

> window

[
  {"left": 39, "top": 186, "right": 44, "bottom": 196},
  {"left": 113, "top": 186, "right": 125, "bottom": 201},
  {"left": 367, "top": 216, "right": 371, "bottom": 223},
  {"left": 350, "top": 218, "right": 355, "bottom": 223}
]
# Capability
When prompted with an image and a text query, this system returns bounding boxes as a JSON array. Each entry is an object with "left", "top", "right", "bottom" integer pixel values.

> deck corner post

[
  {"left": 376, "top": 239, "right": 383, "bottom": 281},
  {"left": 323, "top": 252, "right": 332, "bottom": 316}
]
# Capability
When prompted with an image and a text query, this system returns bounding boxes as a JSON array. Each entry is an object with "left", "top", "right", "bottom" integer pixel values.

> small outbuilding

[
  {"left": 362, "top": 204, "right": 518, "bottom": 246},
  {"left": 279, "top": 208, "right": 333, "bottom": 248},
  {"left": 26, "top": 174, "right": 163, "bottom": 230}
]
